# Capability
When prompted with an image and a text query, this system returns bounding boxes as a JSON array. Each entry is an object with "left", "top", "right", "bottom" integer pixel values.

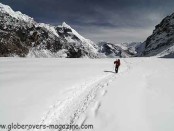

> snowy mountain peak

[
  {"left": 143, "top": 12, "right": 174, "bottom": 57},
  {"left": 0, "top": 3, "right": 13, "bottom": 13},
  {"left": 0, "top": 3, "right": 34, "bottom": 24},
  {"left": 0, "top": 2, "right": 99, "bottom": 58},
  {"left": 62, "top": 22, "right": 71, "bottom": 29},
  {"left": 60, "top": 22, "right": 87, "bottom": 42},
  {"left": 56, "top": 22, "right": 98, "bottom": 53}
]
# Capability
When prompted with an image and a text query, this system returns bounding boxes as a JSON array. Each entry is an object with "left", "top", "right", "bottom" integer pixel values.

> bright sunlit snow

[{"left": 0, "top": 58, "right": 174, "bottom": 131}]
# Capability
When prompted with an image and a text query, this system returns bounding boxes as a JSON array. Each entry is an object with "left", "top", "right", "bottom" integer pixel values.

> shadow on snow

[{"left": 104, "top": 71, "right": 116, "bottom": 74}]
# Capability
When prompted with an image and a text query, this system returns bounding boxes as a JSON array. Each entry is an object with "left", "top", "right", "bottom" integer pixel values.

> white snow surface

[
  {"left": 84, "top": 58, "right": 174, "bottom": 131},
  {"left": 0, "top": 58, "right": 174, "bottom": 131}
]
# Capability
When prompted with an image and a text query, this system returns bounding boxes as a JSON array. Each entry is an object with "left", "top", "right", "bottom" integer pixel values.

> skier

[{"left": 114, "top": 59, "right": 121, "bottom": 73}]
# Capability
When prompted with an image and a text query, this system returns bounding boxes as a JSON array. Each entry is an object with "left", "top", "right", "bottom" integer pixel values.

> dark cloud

[{"left": 1, "top": 0, "right": 174, "bottom": 43}]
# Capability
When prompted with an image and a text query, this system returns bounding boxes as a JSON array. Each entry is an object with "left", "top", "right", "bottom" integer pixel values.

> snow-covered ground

[
  {"left": 0, "top": 58, "right": 174, "bottom": 131},
  {"left": 84, "top": 58, "right": 174, "bottom": 131},
  {"left": 0, "top": 58, "right": 125, "bottom": 125}
]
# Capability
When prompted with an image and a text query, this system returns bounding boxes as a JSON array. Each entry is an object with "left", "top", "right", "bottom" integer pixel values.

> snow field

[
  {"left": 83, "top": 58, "right": 174, "bottom": 131},
  {"left": 0, "top": 58, "right": 126, "bottom": 127},
  {"left": 1, "top": 58, "right": 174, "bottom": 131}
]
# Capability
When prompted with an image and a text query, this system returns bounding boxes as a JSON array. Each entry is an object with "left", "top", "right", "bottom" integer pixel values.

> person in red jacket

[{"left": 114, "top": 59, "right": 121, "bottom": 73}]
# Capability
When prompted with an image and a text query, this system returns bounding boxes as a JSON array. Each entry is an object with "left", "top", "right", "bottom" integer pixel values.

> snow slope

[
  {"left": 0, "top": 58, "right": 126, "bottom": 126},
  {"left": 0, "top": 58, "right": 174, "bottom": 131},
  {"left": 84, "top": 58, "right": 174, "bottom": 131}
]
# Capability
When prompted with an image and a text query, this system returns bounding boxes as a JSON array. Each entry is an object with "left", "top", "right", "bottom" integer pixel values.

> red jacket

[{"left": 114, "top": 60, "right": 120, "bottom": 67}]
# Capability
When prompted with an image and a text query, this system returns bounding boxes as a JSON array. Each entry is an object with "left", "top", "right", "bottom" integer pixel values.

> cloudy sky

[{"left": 1, "top": 0, "right": 174, "bottom": 43}]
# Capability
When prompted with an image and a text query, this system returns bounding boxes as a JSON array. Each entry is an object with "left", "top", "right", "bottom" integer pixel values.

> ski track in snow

[
  {"left": 35, "top": 74, "right": 115, "bottom": 131},
  {"left": 32, "top": 59, "right": 129, "bottom": 131},
  {"left": 28, "top": 60, "right": 125, "bottom": 131}
]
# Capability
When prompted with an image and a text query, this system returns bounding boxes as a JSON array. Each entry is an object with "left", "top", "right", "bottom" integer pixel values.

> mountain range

[{"left": 0, "top": 3, "right": 174, "bottom": 58}]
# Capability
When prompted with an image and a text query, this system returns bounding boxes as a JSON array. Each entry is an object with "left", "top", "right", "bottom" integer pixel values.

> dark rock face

[
  {"left": 0, "top": 3, "right": 98, "bottom": 58},
  {"left": 0, "top": 7, "right": 64, "bottom": 57},
  {"left": 67, "top": 46, "right": 82, "bottom": 58},
  {"left": 0, "top": 31, "right": 29, "bottom": 57},
  {"left": 143, "top": 13, "right": 174, "bottom": 57}
]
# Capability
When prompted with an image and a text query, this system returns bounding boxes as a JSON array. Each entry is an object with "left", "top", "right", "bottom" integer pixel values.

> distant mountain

[
  {"left": 142, "top": 13, "right": 174, "bottom": 58},
  {"left": 0, "top": 3, "right": 98, "bottom": 58},
  {"left": 97, "top": 41, "right": 142, "bottom": 58},
  {"left": 98, "top": 12, "right": 174, "bottom": 58}
]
